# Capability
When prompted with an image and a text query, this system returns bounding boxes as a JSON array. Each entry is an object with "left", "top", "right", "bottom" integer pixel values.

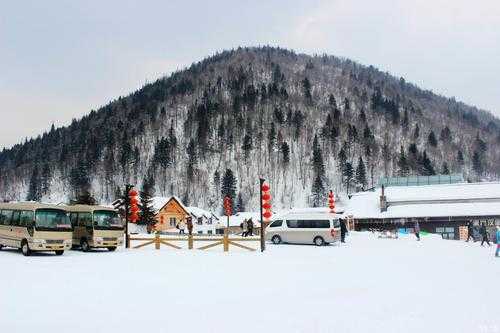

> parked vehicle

[
  {"left": 266, "top": 212, "right": 341, "bottom": 246},
  {"left": 0, "top": 202, "right": 72, "bottom": 256},
  {"left": 66, "top": 205, "right": 123, "bottom": 252}
]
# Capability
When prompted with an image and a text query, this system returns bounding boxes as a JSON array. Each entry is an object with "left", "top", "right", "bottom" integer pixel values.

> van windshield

[
  {"left": 94, "top": 210, "right": 123, "bottom": 230},
  {"left": 35, "top": 209, "right": 72, "bottom": 231}
]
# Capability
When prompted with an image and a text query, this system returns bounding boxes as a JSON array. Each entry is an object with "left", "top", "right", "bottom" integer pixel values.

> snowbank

[{"left": 0, "top": 232, "right": 498, "bottom": 333}]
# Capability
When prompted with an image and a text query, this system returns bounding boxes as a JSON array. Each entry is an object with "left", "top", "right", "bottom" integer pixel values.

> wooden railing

[{"left": 129, "top": 230, "right": 258, "bottom": 252}]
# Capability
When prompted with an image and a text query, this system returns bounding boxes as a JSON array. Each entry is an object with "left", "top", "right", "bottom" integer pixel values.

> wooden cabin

[{"left": 153, "top": 196, "right": 190, "bottom": 232}]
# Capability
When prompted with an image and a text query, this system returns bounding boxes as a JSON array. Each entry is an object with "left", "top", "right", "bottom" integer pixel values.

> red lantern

[
  {"left": 328, "top": 191, "right": 336, "bottom": 213},
  {"left": 223, "top": 196, "right": 232, "bottom": 216},
  {"left": 261, "top": 182, "right": 272, "bottom": 222},
  {"left": 128, "top": 188, "right": 140, "bottom": 223}
]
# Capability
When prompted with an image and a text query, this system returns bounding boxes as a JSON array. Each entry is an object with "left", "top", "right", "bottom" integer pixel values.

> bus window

[
  {"left": 0, "top": 210, "right": 12, "bottom": 226},
  {"left": 69, "top": 213, "right": 78, "bottom": 227},
  {"left": 20, "top": 211, "right": 34, "bottom": 227},
  {"left": 11, "top": 211, "right": 21, "bottom": 226},
  {"left": 35, "top": 209, "right": 71, "bottom": 230},
  {"left": 78, "top": 213, "right": 93, "bottom": 227}
]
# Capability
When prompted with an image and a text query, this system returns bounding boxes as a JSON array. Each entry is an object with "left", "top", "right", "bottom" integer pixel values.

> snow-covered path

[{"left": 1, "top": 232, "right": 498, "bottom": 333}]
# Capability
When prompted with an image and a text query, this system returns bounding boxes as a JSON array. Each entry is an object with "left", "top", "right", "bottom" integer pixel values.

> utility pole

[
  {"left": 260, "top": 178, "right": 265, "bottom": 252},
  {"left": 124, "top": 184, "right": 133, "bottom": 248}
]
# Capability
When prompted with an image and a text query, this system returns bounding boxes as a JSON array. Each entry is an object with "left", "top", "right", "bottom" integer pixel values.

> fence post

[
  {"left": 223, "top": 228, "right": 229, "bottom": 252},
  {"left": 155, "top": 232, "right": 160, "bottom": 250},
  {"left": 188, "top": 234, "right": 193, "bottom": 250}
]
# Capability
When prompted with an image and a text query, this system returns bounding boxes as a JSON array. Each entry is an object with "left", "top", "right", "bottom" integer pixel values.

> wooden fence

[{"left": 129, "top": 230, "right": 259, "bottom": 252}]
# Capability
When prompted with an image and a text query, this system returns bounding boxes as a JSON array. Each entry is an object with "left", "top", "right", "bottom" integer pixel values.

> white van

[{"left": 266, "top": 213, "right": 341, "bottom": 246}]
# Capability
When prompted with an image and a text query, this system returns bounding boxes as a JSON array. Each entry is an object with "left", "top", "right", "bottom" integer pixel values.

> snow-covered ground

[{"left": 1, "top": 232, "right": 498, "bottom": 333}]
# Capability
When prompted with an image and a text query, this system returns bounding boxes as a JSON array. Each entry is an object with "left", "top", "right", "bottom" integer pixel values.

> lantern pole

[
  {"left": 124, "top": 184, "right": 133, "bottom": 249},
  {"left": 260, "top": 178, "right": 265, "bottom": 252}
]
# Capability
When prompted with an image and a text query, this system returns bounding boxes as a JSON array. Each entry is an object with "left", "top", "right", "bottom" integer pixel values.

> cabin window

[
  {"left": 197, "top": 231, "right": 203, "bottom": 234},
  {"left": 170, "top": 218, "right": 176, "bottom": 226},
  {"left": 207, "top": 230, "right": 212, "bottom": 235}
]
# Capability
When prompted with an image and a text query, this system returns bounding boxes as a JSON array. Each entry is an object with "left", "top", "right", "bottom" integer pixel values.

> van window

[
  {"left": 11, "top": 211, "right": 21, "bottom": 226},
  {"left": 269, "top": 220, "right": 282, "bottom": 228},
  {"left": 332, "top": 219, "right": 340, "bottom": 228},
  {"left": 20, "top": 211, "right": 34, "bottom": 227},
  {"left": 287, "top": 220, "right": 330, "bottom": 228},
  {"left": 0, "top": 210, "right": 12, "bottom": 225}
]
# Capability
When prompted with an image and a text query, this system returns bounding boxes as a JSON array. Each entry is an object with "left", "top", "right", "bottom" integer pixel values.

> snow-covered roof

[
  {"left": 346, "top": 182, "right": 500, "bottom": 219},
  {"left": 151, "top": 196, "right": 190, "bottom": 215}
]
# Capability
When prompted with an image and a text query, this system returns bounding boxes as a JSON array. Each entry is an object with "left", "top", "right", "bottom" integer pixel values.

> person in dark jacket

[
  {"left": 466, "top": 221, "right": 475, "bottom": 242},
  {"left": 247, "top": 219, "right": 254, "bottom": 236},
  {"left": 414, "top": 222, "right": 421, "bottom": 241},
  {"left": 340, "top": 219, "right": 348, "bottom": 243},
  {"left": 186, "top": 216, "right": 193, "bottom": 236},
  {"left": 480, "top": 223, "right": 491, "bottom": 246}
]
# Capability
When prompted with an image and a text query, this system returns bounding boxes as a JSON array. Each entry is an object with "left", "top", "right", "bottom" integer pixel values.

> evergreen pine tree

[
  {"left": 236, "top": 193, "right": 245, "bottom": 213},
  {"left": 186, "top": 140, "right": 197, "bottom": 181},
  {"left": 472, "top": 150, "right": 483, "bottom": 177},
  {"left": 342, "top": 162, "right": 355, "bottom": 195},
  {"left": 312, "top": 134, "right": 325, "bottom": 177},
  {"left": 355, "top": 156, "right": 367, "bottom": 190},
  {"left": 221, "top": 168, "right": 237, "bottom": 201},
  {"left": 138, "top": 176, "right": 156, "bottom": 228},
  {"left": 311, "top": 173, "right": 325, "bottom": 207},
  {"left": 442, "top": 162, "right": 450, "bottom": 175},
  {"left": 398, "top": 146, "right": 410, "bottom": 176},
  {"left": 242, "top": 134, "right": 253, "bottom": 160},
  {"left": 281, "top": 141, "right": 290, "bottom": 165},
  {"left": 26, "top": 165, "right": 41, "bottom": 201},
  {"left": 413, "top": 124, "right": 420, "bottom": 139},
  {"left": 428, "top": 131, "right": 438, "bottom": 147}
]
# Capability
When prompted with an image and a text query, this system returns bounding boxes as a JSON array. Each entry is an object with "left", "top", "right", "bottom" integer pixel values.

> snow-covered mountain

[{"left": 1, "top": 46, "right": 499, "bottom": 210}]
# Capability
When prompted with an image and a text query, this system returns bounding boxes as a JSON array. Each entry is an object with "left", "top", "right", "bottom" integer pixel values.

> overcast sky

[{"left": 1, "top": 0, "right": 499, "bottom": 149}]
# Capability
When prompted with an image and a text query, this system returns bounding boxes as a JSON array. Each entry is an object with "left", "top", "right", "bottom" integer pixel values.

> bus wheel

[
  {"left": 271, "top": 235, "right": 282, "bottom": 245},
  {"left": 55, "top": 250, "right": 64, "bottom": 256},
  {"left": 107, "top": 247, "right": 117, "bottom": 252},
  {"left": 21, "top": 240, "right": 31, "bottom": 256},
  {"left": 81, "top": 239, "right": 90, "bottom": 252},
  {"left": 314, "top": 236, "right": 325, "bottom": 246}
]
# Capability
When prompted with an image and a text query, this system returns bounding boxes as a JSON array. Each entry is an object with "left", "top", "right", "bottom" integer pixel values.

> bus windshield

[
  {"left": 35, "top": 209, "right": 72, "bottom": 231},
  {"left": 93, "top": 210, "right": 123, "bottom": 229}
]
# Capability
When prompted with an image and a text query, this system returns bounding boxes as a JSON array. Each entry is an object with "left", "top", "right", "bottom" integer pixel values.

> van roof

[
  {"left": 0, "top": 202, "right": 67, "bottom": 211},
  {"left": 64, "top": 204, "right": 117, "bottom": 213},
  {"left": 275, "top": 212, "right": 342, "bottom": 220}
]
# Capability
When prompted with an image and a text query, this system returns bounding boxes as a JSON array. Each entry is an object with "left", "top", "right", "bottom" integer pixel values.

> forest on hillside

[{"left": 1, "top": 46, "right": 499, "bottom": 211}]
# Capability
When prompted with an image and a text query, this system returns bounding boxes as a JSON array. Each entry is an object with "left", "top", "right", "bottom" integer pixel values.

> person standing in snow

[
  {"left": 480, "top": 223, "right": 490, "bottom": 246},
  {"left": 495, "top": 226, "right": 500, "bottom": 257},
  {"left": 177, "top": 219, "right": 186, "bottom": 235},
  {"left": 247, "top": 219, "right": 254, "bottom": 236},
  {"left": 241, "top": 219, "right": 248, "bottom": 237},
  {"left": 414, "top": 222, "right": 421, "bottom": 241},
  {"left": 466, "top": 221, "right": 475, "bottom": 242},
  {"left": 186, "top": 216, "right": 193, "bottom": 236},
  {"left": 340, "top": 219, "right": 348, "bottom": 243}
]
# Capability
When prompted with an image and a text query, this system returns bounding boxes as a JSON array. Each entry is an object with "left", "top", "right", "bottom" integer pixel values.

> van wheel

[
  {"left": 21, "top": 240, "right": 31, "bottom": 256},
  {"left": 271, "top": 235, "right": 282, "bottom": 245},
  {"left": 81, "top": 239, "right": 90, "bottom": 252},
  {"left": 0, "top": 244, "right": 3, "bottom": 250},
  {"left": 314, "top": 236, "right": 325, "bottom": 246},
  {"left": 107, "top": 247, "right": 117, "bottom": 252},
  {"left": 55, "top": 250, "right": 64, "bottom": 256}
]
